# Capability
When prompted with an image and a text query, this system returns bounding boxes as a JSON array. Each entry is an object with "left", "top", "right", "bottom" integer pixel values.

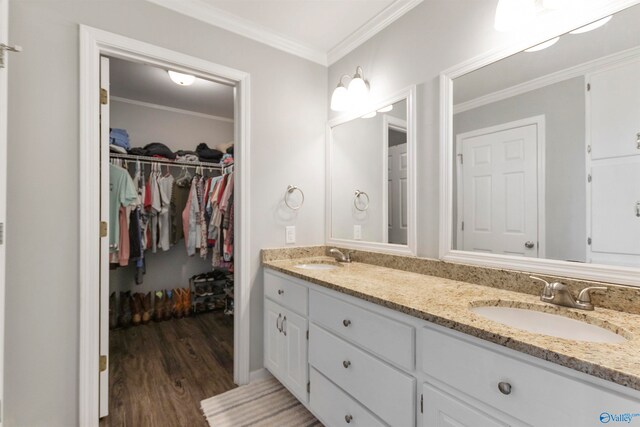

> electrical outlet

[
  {"left": 353, "top": 225, "right": 362, "bottom": 240},
  {"left": 285, "top": 226, "right": 296, "bottom": 244}
]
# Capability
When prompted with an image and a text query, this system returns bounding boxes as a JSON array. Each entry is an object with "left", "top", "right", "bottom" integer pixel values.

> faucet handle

[
  {"left": 530, "top": 276, "right": 552, "bottom": 297},
  {"left": 577, "top": 286, "right": 608, "bottom": 304}
]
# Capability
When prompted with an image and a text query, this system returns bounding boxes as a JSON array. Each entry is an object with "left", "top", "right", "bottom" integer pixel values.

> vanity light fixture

[
  {"left": 168, "top": 70, "right": 196, "bottom": 86},
  {"left": 569, "top": 15, "right": 612, "bottom": 34},
  {"left": 494, "top": 0, "right": 536, "bottom": 32},
  {"left": 330, "top": 66, "right": 370, "bottom": 112},
  {"left": 525, "top": 36, "right": 560, "bottom": 52},
  {"left": 362, "top": 111, "right": 377, "bottom": 119},
  {"left": 377, "top": 105, "right": 393, "bottom": 113}
]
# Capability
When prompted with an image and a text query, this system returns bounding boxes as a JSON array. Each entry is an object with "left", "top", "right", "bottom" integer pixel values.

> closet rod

[{"left": 109, "top": 152, "right": 230, "bottom": 171}]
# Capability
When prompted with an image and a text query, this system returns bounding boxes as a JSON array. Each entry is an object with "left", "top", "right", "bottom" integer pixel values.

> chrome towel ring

[
  {"left": 354, "top": 190, "right": 370, "bottom": 212},
  {"left": 285, "top": 185, "right": 305, "bottom": 210}
]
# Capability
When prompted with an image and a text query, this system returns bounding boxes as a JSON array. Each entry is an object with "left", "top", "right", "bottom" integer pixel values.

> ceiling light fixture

[
  {"left": 377, "top": 105, "right": 393, "bottom": 113},
  {"left": 525, "top": 36, "right": 560, "bottom": 52},
  {"left": 168, "top": 70, "right": 196, "bottom": 86},
  {"left": 330, "top": 66, "right": 370, "bottom": 112},
  {"left": 494, "top": 0, "right": 536, "bottom": 32},
  {"left": 569, "top": 15, "right": 612, "bottom": 34},
  {"left": 362, "top": 111, "right": 377, "bottom": 119}
]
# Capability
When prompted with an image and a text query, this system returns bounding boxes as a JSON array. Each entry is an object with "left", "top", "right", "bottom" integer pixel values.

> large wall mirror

[
  {"left": 327, "top": 87, "right": 416, "bottom": 255},
  {"left": 441, "top": 2, "right": 640, "bottom": 285}
]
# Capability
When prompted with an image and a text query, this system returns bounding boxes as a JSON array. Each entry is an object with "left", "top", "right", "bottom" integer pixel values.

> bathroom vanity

[{"left": 263, "top": 253, "right": 640, "bottom": 427}]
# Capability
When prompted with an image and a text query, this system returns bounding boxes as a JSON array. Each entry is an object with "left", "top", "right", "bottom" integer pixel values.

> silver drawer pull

[
  {"left": 343, "top": 319, "right": 351, "bottom": 327},
  {"left": 276, "top": 314, "right": 282, "bottom": 332},
  {"left": 342, "top": 360, "right": 351, "bottom": 369},
  {"left": 345, "top": 414, "right": 353, "bottom": 424},
  {"left": 498, "top": 381, "right": 512, "bottom": 395},
  {"left": 278, "top": 289, "right": 284, "bottom": 295},
  {"left": 282, "top": 316, "right": 287, "bottom": 336}
]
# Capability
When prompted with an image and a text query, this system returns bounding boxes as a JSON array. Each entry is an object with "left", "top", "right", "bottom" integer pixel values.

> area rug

[{"left": 201, "top": 376, "right": 322, "bottom": 427}]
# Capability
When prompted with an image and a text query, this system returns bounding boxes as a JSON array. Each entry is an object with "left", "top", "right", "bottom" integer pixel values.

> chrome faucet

[
  {"left": 329, "top": 248, "right": 353, "bottom": 263},
  {"left": 530, "top": 276, "right": 607, "bottom": 311}
]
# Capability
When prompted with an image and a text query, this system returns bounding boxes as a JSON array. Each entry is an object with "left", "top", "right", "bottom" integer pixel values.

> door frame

[
  {"left": 381, "top": 115, "right": 407, "bottom": 244},
  {"left": 455, "top": 115, "right": 546, "bottom": 258},
  {"left": 79, "top": 26, "right": 251, "bottom": 425}
]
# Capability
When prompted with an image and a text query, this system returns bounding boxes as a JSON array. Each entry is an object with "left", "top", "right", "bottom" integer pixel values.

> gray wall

[
  {"left": 7, "top": 1, "right": 326, "bottom": 425},
  {"left": 453, "top": 77, "right": 586, "bottom": 262}
]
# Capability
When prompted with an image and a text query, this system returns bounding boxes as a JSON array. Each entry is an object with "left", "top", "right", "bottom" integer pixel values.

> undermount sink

[
  {"left": 294, "top": 263, "right": 340, "bottom": 271},
  {"left": 471, "top": 305, "right": 627, "bottom": 344}
]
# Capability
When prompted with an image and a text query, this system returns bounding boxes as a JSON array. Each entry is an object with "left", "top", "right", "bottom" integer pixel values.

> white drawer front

[
  {"left": 421, "top": 326, "right": 640, "bottom": 426},
  {"left": 309, "top": 324, "right": 415, "bottom": 427},
  {"left": 310, "top": 290, "right": 415, "bottom": 370},
  {"left": 265, "top": 270, "right": 308, "bottom": 315},
  {"left": 310, "top": 368, "right": 387, "bottom": 427}
]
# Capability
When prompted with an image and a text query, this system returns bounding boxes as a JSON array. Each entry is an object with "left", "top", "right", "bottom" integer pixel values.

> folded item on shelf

[
  {"left": 221, "top": 153, "right": 234, "bottom": 165},
  {"left": 215, "top": 141, "right": 234, "bottom": 153},
  {"left": 110, "top": 144, "right": 127, "bottom": 154},
  {"left": 176, "top": 154, "right": 199, "bottom": 163},
  {"left": 127, "top": 142, "right": 176, "bottom": 159},
  {"left": 196, "top": 143, "right": 223, "bottom": 162},
  {"left": 226, "top": 145, "right": 234, "bottom": 155},
  {"left": 110, "top": 128, "right": 130, "bottom": 150}
]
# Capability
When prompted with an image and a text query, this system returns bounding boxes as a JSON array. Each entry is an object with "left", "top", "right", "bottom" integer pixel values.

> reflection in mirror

[
  {"left": 452, "top": 4, "right": 640, "bottom": 268},
  {"left": 330, "top": 99, "right": 408, "bottom": 245}
]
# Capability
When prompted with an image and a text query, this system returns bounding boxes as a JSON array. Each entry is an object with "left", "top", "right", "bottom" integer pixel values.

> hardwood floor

[{"left": 100, "top": 312, "right": 235, "bottom": 427}]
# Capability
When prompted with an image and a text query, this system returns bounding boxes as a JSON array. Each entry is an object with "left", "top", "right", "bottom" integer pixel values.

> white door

[
  {"left": 264, "top": 299, "right": 285, "bottom": 378},
  {"left": 459, "top": 123, "right": 539, "bottom": 257},
  {"left": 282, "top": 307, "right": 308, "bottom": 403},
  {"left": 589, "top": 60, "right": 640, "bottom": 160},
  {"left": 388, "top": 142, "right": 408, "bottom": 245},
  {"left": 422, "top": 384, "right": 511, "bottom": 427},
  {"left": 99, "top": 56, "right": 110, "bottom": 418}
]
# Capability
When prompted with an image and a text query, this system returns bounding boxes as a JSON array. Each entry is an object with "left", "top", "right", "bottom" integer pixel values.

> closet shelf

[{"left": 109, "top": 152, "right": 232, "bottom": 172}]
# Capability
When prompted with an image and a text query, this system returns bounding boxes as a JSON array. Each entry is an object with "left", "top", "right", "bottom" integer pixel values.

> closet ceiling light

[
  {"left": 569, "top": 15, "right": 612, "bottom": 34},
  {"left": 494, "top": 0, "right": 536, "bottom": 32},
  {"left": 168, "top": 70, "right": 196, "bottom": 86},
  {"left": 330, "top": 66, "right": 370, "bottom": 112},
  {"left": 525, "top": 37, "right": 560, "bottom": 52},
  {"left": 377, "top": 105, "right": 393, "bottom": 113},
  {"left": 362, "top": 111, "right": 377, "bottom": 119}
]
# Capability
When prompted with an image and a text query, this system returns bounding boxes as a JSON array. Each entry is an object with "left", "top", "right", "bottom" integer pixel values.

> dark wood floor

[{"left": 100, "top": 312, "right": 235, "bottom": 427}]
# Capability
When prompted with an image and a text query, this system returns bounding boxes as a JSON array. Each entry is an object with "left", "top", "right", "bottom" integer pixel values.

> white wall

[
  {"left": 7, "top": 1, "right": 326, "bottom": 425},
  {"left": 110, "top": 99, "right": 234, "bottom": 152}
]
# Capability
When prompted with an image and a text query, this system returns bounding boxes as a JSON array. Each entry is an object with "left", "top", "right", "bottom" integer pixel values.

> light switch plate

[
  {"left": 353, "top": 225, "right": 362, "bottom": 240},
  {"left": 285, "top": 226, "right": 296, "bottom": 244}
]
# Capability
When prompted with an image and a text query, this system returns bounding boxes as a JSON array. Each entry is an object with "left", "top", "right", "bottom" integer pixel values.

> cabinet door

[
  {"left": 423, "top": 384, "right": 511, "bottom": 427},
  {"left": 282, "top": 307, "right": 308, "bottom": 403},
  {"left": 264, "top": 299, "right": 285, "bottom": 378}
]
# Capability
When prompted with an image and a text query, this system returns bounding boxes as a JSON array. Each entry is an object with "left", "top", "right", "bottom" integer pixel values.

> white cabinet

[
  {"left": 264, "top": 298, "right": 285, "bottom": 376},
  {"left": 422, "top": 383, "right": 512, "bottom": 427}
]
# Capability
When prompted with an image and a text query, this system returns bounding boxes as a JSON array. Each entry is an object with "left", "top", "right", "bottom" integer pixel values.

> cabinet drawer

[
  {"left": 421, "top": 326, "right": 640, "bottom": 426},
  {"left": 310, "top": 290, "right": 415, "bottom": 370},
  {"left": 310, "top": 324, "right": 415, "bottom": 427},
  {"left": 265, "top": 271, "right": 308, "bottom": 315},
  {"left": 310, "top": 368, "right": 387, "bottom": 427}
]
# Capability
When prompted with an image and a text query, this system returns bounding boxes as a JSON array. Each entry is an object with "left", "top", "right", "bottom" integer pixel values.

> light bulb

[
  {"left": 377, "top": 105, "right": 393, "bottom": 113},
  {"left": 348, "top": 77, "right": 369, "bottom": 109},
  {"left": 362, "top": 111, "right": 377, "bottom": 119},
  {"left": 542, "top": 0, "right": 566, "bottom": 10},
  {"left": 168, "top": 70, "right": 195, "bottom": 86},
  {"left": 330, "top": 83, "right": 350, "bottom": 112},
  {"left": 569, "top": 16, "right": 612, "bottom": 34},
  {"left": 494, "top": 0, "right": 536, "bottom": 32},
  {"left": 525, "top": 37, "right": 559, "bottom": 52}
]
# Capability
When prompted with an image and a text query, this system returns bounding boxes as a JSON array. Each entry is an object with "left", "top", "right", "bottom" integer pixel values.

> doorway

[{"left": 79, "top": 26, "right": 251, "bottom": 426}]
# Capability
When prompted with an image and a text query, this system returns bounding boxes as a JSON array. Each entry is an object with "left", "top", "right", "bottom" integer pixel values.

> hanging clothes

[
  {"left": 157, "top": 172, "right": 174, "bottom": 251},
  {"left": 109, "top": 163, "right": 137, "bottom": 253}
]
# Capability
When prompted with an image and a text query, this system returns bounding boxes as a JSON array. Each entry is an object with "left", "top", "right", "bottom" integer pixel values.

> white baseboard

[{"left": 249, "top": 368, "right": 272, "bottom": 383}]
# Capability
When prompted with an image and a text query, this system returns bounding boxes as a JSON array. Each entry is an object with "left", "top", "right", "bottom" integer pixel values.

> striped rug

[{"left": 201, "top": 377, "right": 322, "bottom": 427}]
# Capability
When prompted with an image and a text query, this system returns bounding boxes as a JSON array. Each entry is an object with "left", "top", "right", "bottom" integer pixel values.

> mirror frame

[
  {"left": 439, "top": 0, "right": 640, "bottom": 286},
  {"left": 326, "top": 85, "right": 417, "bottom": 255}
]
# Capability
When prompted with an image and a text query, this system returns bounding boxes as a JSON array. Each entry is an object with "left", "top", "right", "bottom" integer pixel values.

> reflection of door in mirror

[
  {"left": 456, "top": 117, "right": 543, "bottom": 257},
  {"left": 384, "top": 118, "right": 408, "bottom": 245}
]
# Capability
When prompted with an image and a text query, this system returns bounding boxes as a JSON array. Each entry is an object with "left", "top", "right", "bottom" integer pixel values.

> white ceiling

[
  {"left": 148, "top": 0, "right": 423, "bottom": 65},
  {"left": 108, "top": 56, "right": 235, "bottom": 118}
]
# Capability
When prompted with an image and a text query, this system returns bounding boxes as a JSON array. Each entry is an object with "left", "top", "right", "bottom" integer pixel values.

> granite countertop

[{"left": 264, "top": 256, "right": 640, "bottom": 391}]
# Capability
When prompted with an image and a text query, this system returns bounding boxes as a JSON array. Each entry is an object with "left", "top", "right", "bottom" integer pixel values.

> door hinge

[
  {"left": 306, "top": 330, "right": 309, "bottom": 340},
  {"left": 420, "top": 394, "right": 423, "bottom": 413},
  {"left": 100, "top": 221, "right": 108, "bottom": 237},
  {"left": 100, "top": 88, "right": 109, "bottom": 105},
  {"left": 587, "top": 145, "right": 591, "bottom": 154},
  {"left": 307, "top": 381, "right": 310, "bottom": 393},
  {"left": 461, "top": 221, "right": 464, "bottom": 231},
  {"left": 0, "top": 43, "right": 22, "bottom": 69},
  {"left": 587, "top": 174, "right": 592, "bottom": 183},
  {"left": 457, "top": 153, "right": 463, "bottom": 164},
  {"left": 587, "top": 237, "right": 592, "bottom": 245},
  {"left": 587, "top": 83, "right": 591, "bottom": 91},
  {"left": 100, "top": 355, "right": 107, "bottom": 372},
  {"left": 0, "top": 222, "right": 4, "bottom": 245}
]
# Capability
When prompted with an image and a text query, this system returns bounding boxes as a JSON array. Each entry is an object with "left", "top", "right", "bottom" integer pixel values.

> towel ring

[
  {"left": 285, "top": 185, "right": 305, "bottom": 210},
  {"left": 354, "top": 190, "right": 370, "bottom": 212}
]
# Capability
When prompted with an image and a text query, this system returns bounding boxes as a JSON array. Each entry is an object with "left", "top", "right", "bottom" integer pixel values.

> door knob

[
  {"left": 345, "top": 415, "right": 353, "bottom": 423},
  {"left": 343, "top": 360, "right": 351, "bottom": 368},
  {"left": 343, "top": 319, "right": 351, "bottom": 327},
  {"left": 498, "top": 381, "right": 512, "bottom": 395},
  {"left": 524, "top": 241, "right": 535, "bottom": 249}
]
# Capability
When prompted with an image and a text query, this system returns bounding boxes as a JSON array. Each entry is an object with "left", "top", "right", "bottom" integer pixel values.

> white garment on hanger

[{"left": 157, "top": 174, "right": 174, "bottom": 251}]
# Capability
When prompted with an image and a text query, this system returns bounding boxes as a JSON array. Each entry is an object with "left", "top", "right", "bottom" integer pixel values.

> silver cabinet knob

[
  {"left": 498, "top": 381, "right": 512, "bottom": 395},
  {"left": 524, "top": 241, "right": 535, "bottom": 249},
  {"left": 345, "top": 414, "right": 353, "bottom": 423},
  {"left": 343, "top": 360, "right": 351, "bottom": 369},
  {"left": 343, "top": 319, "right": 351, "bottom": 327},
  {"left": 278, "top": 289, "right": 284, "bottom": 295}
]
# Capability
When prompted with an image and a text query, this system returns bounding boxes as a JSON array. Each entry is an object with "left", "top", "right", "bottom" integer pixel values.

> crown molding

[
  {"left": 147, "top": 0, "right": 328, "bottom": 66},
  {"left": 327, "top": 0, "right": 424, "bottom": 66}
]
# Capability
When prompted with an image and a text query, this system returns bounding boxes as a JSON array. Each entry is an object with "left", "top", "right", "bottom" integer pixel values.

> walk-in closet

[{"left": 101, "top": 56, "right": 237, "bottom": 426}]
